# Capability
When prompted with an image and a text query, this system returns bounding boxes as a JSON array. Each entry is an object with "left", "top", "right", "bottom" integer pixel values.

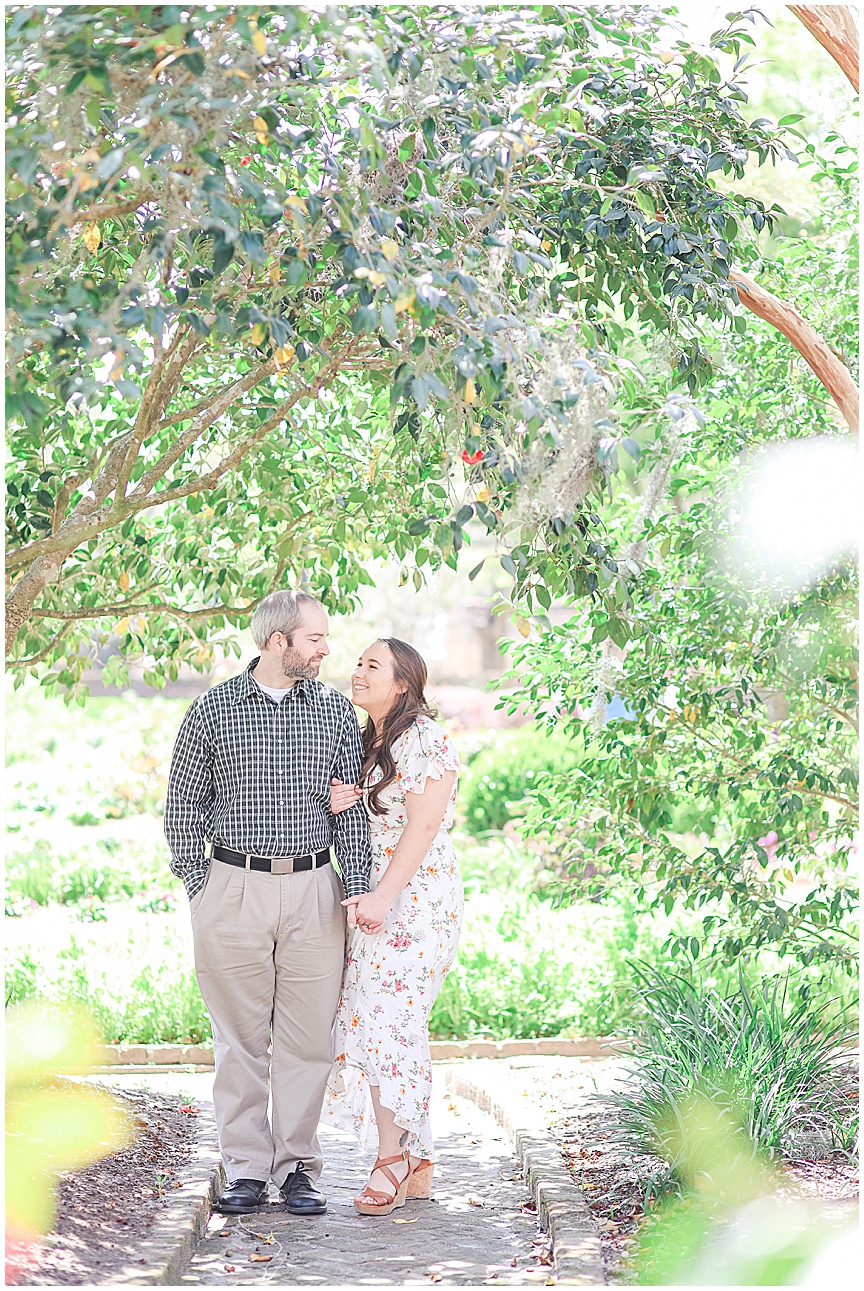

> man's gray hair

[{"left": 251, "top": 590, "right": 321, "bottom": 650}]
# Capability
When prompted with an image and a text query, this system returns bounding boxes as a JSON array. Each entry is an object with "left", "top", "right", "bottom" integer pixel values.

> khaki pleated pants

[{"left": 191, "top": 858, "right": 346, "bottom": 1184}]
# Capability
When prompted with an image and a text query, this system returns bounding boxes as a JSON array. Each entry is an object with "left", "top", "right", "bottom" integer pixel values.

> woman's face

[{"left": 351, "top": 642, "right": 406, "bottom": 715}]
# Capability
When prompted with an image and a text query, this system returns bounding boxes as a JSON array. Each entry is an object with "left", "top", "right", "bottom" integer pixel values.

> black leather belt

[{"left": 212, "top": 844, "right": 331, "bottom": 875}]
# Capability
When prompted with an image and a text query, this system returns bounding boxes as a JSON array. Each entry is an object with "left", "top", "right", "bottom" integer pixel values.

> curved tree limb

[
  {"left": 788, "top": 4, "right": 859, "bottom": 90},
  {"left": 730, "top": 268, "right": 859, "bottom": 433}
]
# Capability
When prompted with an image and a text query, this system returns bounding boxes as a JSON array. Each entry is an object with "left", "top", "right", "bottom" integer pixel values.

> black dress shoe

[
  {"left": 216, "top": 1178, "right": 268, "bottom": 1214},
  {"left": 279, "top": 1162, "right": 327, "bottom": 1214}
]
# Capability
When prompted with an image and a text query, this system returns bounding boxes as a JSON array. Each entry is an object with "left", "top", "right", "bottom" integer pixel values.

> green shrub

[
  {"left": 428, "top": 883, "right": 721, "bottom": 1039},
  {"left": 5, "top": 838, "right": 174, "bottom": 912},
  {"left": 459, "top": 724, "right": 582, "bottom": 835},
  {"left": 4, "top": 927, "right": 210, "bottom": 1045},
  {"left": 597, "top": 966, "right": 858, "bottom": 1183}
]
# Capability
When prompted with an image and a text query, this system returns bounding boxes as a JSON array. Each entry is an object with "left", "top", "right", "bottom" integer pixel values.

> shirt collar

[{"left": 234, "top": 658, "right": 313, "bottom": 704}]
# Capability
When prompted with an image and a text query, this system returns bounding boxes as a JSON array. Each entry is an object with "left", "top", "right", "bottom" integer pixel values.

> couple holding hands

[{"left": 164, "top": 589, "right": 463, "bottom": 1217}]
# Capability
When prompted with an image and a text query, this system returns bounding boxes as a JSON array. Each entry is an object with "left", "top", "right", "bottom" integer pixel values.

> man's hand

[
  {"left": 330, "top": 777, "right": 363, "bottom": 815},
  {"left": 342, "top": 889, "right": 391, "bottom": 935}
]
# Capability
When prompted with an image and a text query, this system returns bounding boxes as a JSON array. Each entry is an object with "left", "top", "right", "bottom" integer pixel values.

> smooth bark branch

[
  {"left": 730, "top": 268, "right": 860, "bottom": 433},
  {"left": 128, "top": 358, "right": 278, "bottom": 499},
  {"left": 789, "top": 5, "right": 859, "bottom": 89}
]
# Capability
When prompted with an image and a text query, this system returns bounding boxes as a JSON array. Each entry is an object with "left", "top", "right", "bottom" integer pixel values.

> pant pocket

[{"left": 189, "top": 862, "right": 214, "bottom": 918}]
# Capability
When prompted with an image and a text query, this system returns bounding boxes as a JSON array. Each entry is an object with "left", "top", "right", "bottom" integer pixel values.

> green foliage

[
  {"left": 5, "top": 840, "right": 175, "bottom": 915},
  {"left": 458, "top": 724, "right": 581, "bottom": 834},
  {"left": 5, "top": 4, "right": 788, "bottom": 689},
  {"left": 598, "top": 967, "right": 858, "bottom": 1183},
  {"left": 498, "top": 159, "right": 858, "bottom": 969},
  {"left": 430, "top": 872, "right": 736, "bottom": 1040}
]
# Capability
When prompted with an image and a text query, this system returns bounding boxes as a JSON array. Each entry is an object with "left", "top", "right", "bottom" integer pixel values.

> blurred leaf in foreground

[{"left": 5, "top": 1001, "right": 133, "bottom": 1282}]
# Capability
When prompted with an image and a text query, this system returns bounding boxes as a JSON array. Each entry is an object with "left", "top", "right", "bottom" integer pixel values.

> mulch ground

[
  {"left": 22, "top": 1087, "right": 196, "bottom": 1286},
  {"left": 555, "top": 1106, "right": 859, "bottom": 1285}
]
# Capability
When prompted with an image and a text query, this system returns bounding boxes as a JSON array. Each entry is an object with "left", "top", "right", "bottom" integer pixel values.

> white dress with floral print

[{"left": 322, "top": 716, "right": 463, "bottom": 1160}]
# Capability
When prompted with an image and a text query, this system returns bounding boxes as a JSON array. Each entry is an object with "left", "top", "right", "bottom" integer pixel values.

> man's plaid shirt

[{"left": 164, "top": 659, "right": 372, "bottom": 900}]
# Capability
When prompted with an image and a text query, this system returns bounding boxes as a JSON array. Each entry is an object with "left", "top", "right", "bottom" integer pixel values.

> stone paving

[{"left": 97, "top": 1069, "right": 555, "bottom": 1286}]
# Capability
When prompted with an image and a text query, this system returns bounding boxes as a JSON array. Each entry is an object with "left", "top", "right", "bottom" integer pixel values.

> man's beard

[{"left": 281, "top": 647, "right": 321, "bottom": 679}]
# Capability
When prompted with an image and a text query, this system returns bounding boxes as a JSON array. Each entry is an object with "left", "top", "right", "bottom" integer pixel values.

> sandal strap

[
  {"left": 358, "top": 1185, "right": 394, "bottom": 1205},
  {"left": 369, "top": 1162, "right": 401, "bottom": 1194},
  {"left": 360, "top": 1151, "right": 407, "bottom": 1202},
  {"left": 412, "top": 1158, "right": 434, "bottom": 1172}
]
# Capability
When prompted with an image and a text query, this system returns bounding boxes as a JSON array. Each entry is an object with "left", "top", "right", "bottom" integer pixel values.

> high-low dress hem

[{"left": 322, "top": 718, "right": 463, "bottom": 1159}]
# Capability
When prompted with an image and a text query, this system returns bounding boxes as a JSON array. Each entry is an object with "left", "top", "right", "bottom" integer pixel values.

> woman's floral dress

[{"left": 322, "top": 716, "right": 463, "bottom": 1160}]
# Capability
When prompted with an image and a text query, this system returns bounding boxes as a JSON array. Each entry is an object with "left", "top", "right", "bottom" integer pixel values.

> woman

[{"left": 322, "top": 638, "right": 463, "bottom": 1216}]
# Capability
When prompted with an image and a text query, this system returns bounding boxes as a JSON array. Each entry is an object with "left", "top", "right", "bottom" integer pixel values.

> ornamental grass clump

[{"left": 598, "top": 965, "right": 857, "bottom": 1190}]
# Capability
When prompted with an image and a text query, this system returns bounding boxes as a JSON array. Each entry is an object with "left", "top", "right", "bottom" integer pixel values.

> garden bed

[{"left": 22, "top": 1087, "right": 195, "bottom": 1286}]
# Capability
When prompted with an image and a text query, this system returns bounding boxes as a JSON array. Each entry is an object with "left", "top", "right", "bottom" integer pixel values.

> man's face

[{"left": 278, "top": 604, "right": 330, "bottom": 679}]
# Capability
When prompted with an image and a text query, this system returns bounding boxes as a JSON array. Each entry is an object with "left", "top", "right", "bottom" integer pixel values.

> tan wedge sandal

[
  {"left": 407, "top": 1157, "right": 434, "bottom": 1199},
  {"left": 354, "top": 1151, "right": 410, "bottom": 1216}
]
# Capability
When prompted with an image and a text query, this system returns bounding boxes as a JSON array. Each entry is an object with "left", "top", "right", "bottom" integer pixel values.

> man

[{"left": 164, "top": 590, "right": 371, "bottom": 1216}]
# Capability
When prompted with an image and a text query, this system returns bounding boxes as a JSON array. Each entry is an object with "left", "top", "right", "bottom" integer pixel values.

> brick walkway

[{"left": 109, "top": 1070, "right": 554, "bottom": 1286}]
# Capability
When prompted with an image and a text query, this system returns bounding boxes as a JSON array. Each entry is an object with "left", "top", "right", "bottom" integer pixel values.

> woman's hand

[
  {"left": 342, "top": 889, "right": 392, "bottom": 935},
  {"left": 330, "top": 777, "right": 363, "bottom": 815}
]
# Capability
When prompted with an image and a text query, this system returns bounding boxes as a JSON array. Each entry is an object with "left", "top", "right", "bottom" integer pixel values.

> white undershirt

[{"left": 252, "top": 677, "right": 294, "bottom": 704}]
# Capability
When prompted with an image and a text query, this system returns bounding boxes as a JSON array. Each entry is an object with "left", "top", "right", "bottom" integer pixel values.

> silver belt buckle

[{"left": 270, "top": 854, "right": 297, "bottom": 875}]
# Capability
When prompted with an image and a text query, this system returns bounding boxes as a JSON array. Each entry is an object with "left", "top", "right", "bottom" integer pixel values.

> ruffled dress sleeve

[{"left": 399, "top": 719, "right": 460, "bottom": 796}]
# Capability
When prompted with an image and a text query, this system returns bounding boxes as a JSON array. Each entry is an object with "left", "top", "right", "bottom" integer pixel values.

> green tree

[
  {"left": 5, "top": 4, "right": 786, "bottom": 695},
  {"left": 499, "top": 170, "right": 858, "bottom": 969}
]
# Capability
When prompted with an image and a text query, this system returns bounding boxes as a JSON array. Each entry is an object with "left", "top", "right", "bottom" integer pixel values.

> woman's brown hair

[{"left": 362, "top": 638, "right": 437, "bottom": 815}]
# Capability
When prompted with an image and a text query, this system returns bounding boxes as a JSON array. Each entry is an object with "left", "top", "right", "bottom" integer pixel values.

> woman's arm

[{"left": 343, "top": 769, "right": 456, "bottom": 934}]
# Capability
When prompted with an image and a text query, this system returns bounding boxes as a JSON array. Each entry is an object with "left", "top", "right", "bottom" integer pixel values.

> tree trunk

[
  {"left": 5, "top": 551, "right": 70, "bottom": 649},
  {"left": 788, "top": 5, "right": 859, "bottom": 90},
  {"left": 730, "top": 268, "right": 859, "bottom": 434}
]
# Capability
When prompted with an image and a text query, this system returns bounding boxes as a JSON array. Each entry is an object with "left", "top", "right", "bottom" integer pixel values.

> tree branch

[
  {"left": 113, "top": 324, "right": 197, "bottom": 502},
  {"left": 133, "top": 350, "right": 351, "bottom": 511},
  {"left": 730, "top": 268, "right": 859, "bottom": 434},
  {"left": 128, "top": 358, "right": 278, "bottom": 499},
  {"left": 62, "top": 190, "right": 156, "bottom": 229},
  {"left": 6, "top": 621, "right": 75, "bottom": 667},
  {"left": 789, "top": 4, "right": 859, "bottom": 90}
]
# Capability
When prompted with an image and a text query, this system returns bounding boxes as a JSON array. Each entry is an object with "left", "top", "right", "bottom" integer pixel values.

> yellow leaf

[
  {"left": 393, "top": 1216, "right": 420, "bottom": 1223},
  {"left": 249, "top": 1253, "right": 272, "bottom": 1263},
  {"left": 268, "top": 264, "right": 281, "bottom": 283},
  {"left": 118, "top": 572, "right": 131, "bottom": 592},
  {"left": 255, "top": 130, "right": 269, "bottom": 147},
  {"left": 116, "top": 617, "right": 131, "bottom": 636},
  {"left": 353, "top": 266, "right": 370, "bottom": 279},
  {"left": 253, "top": 116, "right": 269, "bottom": 134},
  {"left": 284, "top": 195, "right": 308, "bottom": 215},
  {"left": 251, "top": 29, "right": 267, "bottom": 55},
  {"left": 231, "top": 68, "right": 253, "bottom": 81},
  {"left": 515, "top": 616, "right": 531, "bottom": 638},
  {"left": 76, "top": 171, "right": 97, "bottom": 192},
  {"left": 137, "top": 616, "right": 146, "bottom": 632},
  {"left": 273, "top": 344, "right": 294, "bottom": 367},
  {"left": 541, "top": 239, "right": 551, "bottom": 251},
  {"left": 476, "top": 485, "right": 490, "bottom": 503},
  {"left": 251, "top": 322, "right": 266, "bottom": 345},
  {"left": 82, "top": 223, "right": 101, "bottom": 254},
  {"left": 380, "top": 238, "right": 399, "bottom": 262},
  {"left": 367, "top": 270, "right": 387, "bottom": 287},
  {"left": 393, "top": 288, "right": 415, "bottom": 314}
]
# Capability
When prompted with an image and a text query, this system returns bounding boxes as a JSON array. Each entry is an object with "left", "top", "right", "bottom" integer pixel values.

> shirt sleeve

[
  {"left": 399, "top": 721, "right": 460, "bottom": 795},
  {"left": 330, "top": 704, "right": 372, "bottom": 897},
  {"left": 164, "top": 699, "right": 214, "bottom": 900}
]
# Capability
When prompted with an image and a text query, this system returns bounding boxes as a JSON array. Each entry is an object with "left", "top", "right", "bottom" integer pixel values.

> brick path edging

[
  {"left": 110, "top": 1102, "right": 225, "bottom": 1286},
  {"left": 446, "top": 1062, "right": 606, "bottom": 1287},
  {"left": 94, "top": 1036, "right": 627, "bottom": 1068}
]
